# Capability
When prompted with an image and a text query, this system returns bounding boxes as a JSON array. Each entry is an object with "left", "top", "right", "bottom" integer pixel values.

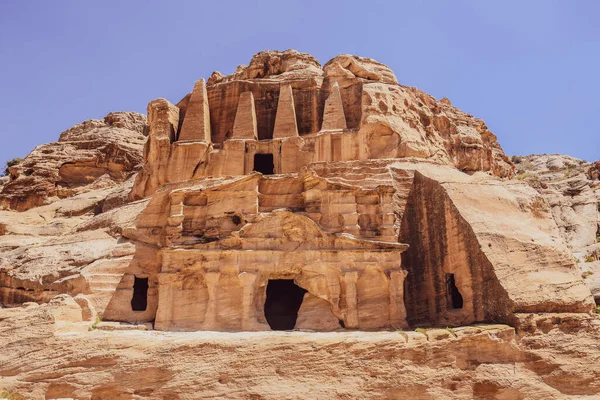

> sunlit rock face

[
  {"left": 91, "top": 50, "right": 590, "bottom": 332},
  {"left": 130, "top": 50, "right": 513, "bottom": 201},
  {"left": 0, "top": 112, "right": 147, "bottom": 211},
  {"left": 1, "top": 49, "right": 599, "bottom": 400},
  {"left": 510, "top": 154, "right": 600, "bottom": 302},
  {"left": 0, "top": 50, "right": 593, "bottom": 333}
]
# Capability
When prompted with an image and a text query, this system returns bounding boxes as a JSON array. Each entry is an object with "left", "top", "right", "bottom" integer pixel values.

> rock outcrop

[
  {"left": 0, "top": 112, "right": 147, "bottom": 211},
  {"left": 131, "top": 50, "right": 512, "bottom": 199},
  {"left": 511, "top": 154, "right": 600, "bottom": 301},
  {"left": 2, "top": 299, "right": 600, "bottom": 399},
  {"left": 0, "top": 50, "right": 598, "bottom": 398}
]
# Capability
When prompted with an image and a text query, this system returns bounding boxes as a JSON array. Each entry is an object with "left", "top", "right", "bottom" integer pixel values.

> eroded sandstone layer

[
  {"left": 2, "top": 299, "right": 600, "bottom": 399},
  {"left": 0, "top": 50, "right": 599, "bottom": 398},
  {"left": 131, "top": 50, "right": 513, "bottom": 200},
  {"left": 512, "top": 154, "right": 600, "bottom": 301},
  {"left": 0, "top": 112, "right": 147, "bottom": 211}
]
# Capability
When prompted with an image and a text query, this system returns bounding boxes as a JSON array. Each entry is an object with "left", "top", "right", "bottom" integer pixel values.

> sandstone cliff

[
  {"left": 0, "top": 50, "right": 599, "bottom": 399},
  {"left": 132, "top": 50, "right": 512, "bottom": 199},
  {"left": 0, "top": 112, "right": 147, "bottom": 211},
  {"left": 512, "top": 154, "right": 600, "bottom": 300},
  {"left": 2, "top": 298, "right": 600, "bottom": 399}
]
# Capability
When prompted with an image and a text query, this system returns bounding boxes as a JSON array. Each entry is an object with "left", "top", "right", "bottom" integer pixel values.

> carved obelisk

[
  {"left": 178, "top": 78, "right": 211, "bottom": 142},
  {"left": 232, "top": 91, "right": 258, "bottom": 140},
  {"left": 273, "top": 84, "right": 299, "bottom": 138},
  {"left": 321, "top": 82, "right": 347, "bottom": 131}
]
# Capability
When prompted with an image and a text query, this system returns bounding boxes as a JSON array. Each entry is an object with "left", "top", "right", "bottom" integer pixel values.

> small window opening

[
  {"left": 264, "top": 279, "right": 307, "bottom": 330},
  {"left": 446, "top": 273, "right": 463, "bottom": 309},
  {"left": 131, "top": 277, "right": 149, "bottom": 312},
  {"left": 253, "top": 154, "right": 274, "bottom": 175}
]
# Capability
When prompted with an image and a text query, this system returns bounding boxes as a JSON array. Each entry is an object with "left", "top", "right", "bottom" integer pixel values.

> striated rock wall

[
  {"left": 398, "top": 164, "right": 594, "bottom": 327},
  {"left": 2, "top": 298, "right": 600, "bottom": 399},
  {"left": 512, "top": 154, "right": 600, "bottom": 301},
  {"left": 131, "top": 50, "right": 513, "bottom": 200},
  {"left": 0, "top": 49, "right": 599, "bottom": 398},
  {"left": 0, "top": 112, "right": 147, "bottom": 211}
]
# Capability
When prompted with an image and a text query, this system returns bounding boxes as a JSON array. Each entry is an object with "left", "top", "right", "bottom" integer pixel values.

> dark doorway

[
  {"left": 253, "top": 154, "right": 274, "bottom": 175},
  {"left": 131, "top": 277, "right": 149, "bottom": 311},
  {"left": 446, "top": 273, "right": 463, "bottom": 309},
  {"left": 264, "top": 279, "right": 307, "bottom": 330}
]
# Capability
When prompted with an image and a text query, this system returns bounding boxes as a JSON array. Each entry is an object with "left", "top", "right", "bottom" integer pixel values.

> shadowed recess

[
  {"left": 253, "top": 153, "right": 274, "bottom": 175},
  {"left": 264, "top": 280, "right": 307, "bottom": 330},
  {"left": 446, "top": 273, "right": 463, "bottom": 309},
  {"left": 131, "top": 277, "right": 149, "bottom": 312}
]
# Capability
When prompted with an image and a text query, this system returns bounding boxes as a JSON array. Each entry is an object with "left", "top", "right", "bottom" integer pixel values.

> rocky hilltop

[
  {"left": 0, "top": 112, "right": 147, "bottom": 211},
  {"left": 0, "top": 50, "right": 599, "bottom": 399},
  {"left": 512, "top": 154, "right": 600, "bottom": 300}
]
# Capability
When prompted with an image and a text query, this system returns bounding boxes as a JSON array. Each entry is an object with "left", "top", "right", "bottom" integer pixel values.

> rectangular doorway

[{"left": 254, "top": 153, "right": 274, "bottom": 175}]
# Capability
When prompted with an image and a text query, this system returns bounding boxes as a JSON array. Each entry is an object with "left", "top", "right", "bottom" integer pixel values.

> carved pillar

[
  {"left": 326, "top": 269, "right": 342, "bottom": 316},
  {"left": 389, "top": 270, "right": 409, "bottom": 329},
  {"left": 239, "top": 272, "right": 259, "bottom": 330},
  {"left": 342, "top": 271, "right": 359, "bottom": 328},
  {"left": 153, "top": 273, "right": 177, "bottom": 330},
  {"left": 203, "top": 272, "right": 220, "bottom": 330}
]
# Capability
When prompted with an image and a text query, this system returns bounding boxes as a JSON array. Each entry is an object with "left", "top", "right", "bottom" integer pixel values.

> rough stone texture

[
  {"left": 272, "top": 84, "right": 299, "bottom": 138},
  {"left": 177, "top": 79, "right": 211, "bottom": 142},
  {"left": 0, "top": 50, "right": 598, "bottom": 398},
  {"left": 588, "top": 160, "right": 600, "bottom": 180},
  {"left": 102, "top": 157, "right": 592, "bottom": 332},
  {"left": 131, "top": 50, "right": 513, "bottom": 199},
  {"left": 109, "top": 173, "right": 408, "bottom": 330},
  {"left": 398, "top": 163, "right": 593, "bottom": 327},
  {"left": 130, "top": 99, "right": 184, "bottom": 200},
  {"left": 232, "top": 91, "right": 258, "bottom": 139},
  {"left": 0, "top": 185, "right": 147, "bottom": 314},
  {"left": 2, "top": 299, "right": 600, "bottom": 399},
  {"left": 0, "top": 112, "right": 147, "bottom": 211},
  {"left": 321, "top": 82, "right": 347, "bottom": 131},
  {"left": 512, "top": 154, "right": 600, "bottom": 301}
]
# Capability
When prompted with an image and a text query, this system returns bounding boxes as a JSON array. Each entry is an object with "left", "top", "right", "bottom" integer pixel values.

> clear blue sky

[{"left": 0, "top": 0, "right": 598, "bottom": 167}]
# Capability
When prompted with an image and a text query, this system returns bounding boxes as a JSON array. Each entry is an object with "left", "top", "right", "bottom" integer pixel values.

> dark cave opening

[
  {"left": 446, "top": 273, "right": 463, "bottom": 309},
  {"left": 253, "top": 153, "right": 274, "bottom": 175},
  {"left": 131, "top": 277, "right": 149, "bottom": 312},
  {"left": 264, "top": 279, "right": 307, "bottom": 330}
]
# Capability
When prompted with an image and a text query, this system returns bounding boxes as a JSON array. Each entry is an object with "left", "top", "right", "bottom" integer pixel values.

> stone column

[
  {"left": 203, "top": 272, "right": 220, "bottom": 330},
  {"left": 389, "top": 270, "right": 409, "bottom": 329},
  {"left": 232, "top": 91, "right": 258, "bottom": 140},
  {"left": 342, "top": 271, "right": 359, "bottom": 328},
  {"left": 321, "top": 82, "right": 347, "bottom": 131},
  {"left": 326, "top": 270, "right": 342, "bottom": 316},
  {"left": 239, "top": 272, "right": 260, "bottom": 330},
  {"left": 153, "top": 273, "right": 178, "bottom": 330}
]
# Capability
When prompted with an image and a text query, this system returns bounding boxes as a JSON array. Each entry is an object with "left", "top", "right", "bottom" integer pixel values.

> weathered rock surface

[
  {"left": 132, "top": 50, "right": 513, "bottom": 199},
  {"left": 512, "top": 154, "right": 600, "bottom": 301},
  {"left": 2, "top": 298, "right": 600, "bottom": 399},
  {"left": 0, "top": 112, "right": 147, "bottom": 211},
  {"left": 0, "top": 50, "right": 597, "bottom": 398},
  {"left": 398, "top": 163, "right": 593, "bottom": 327},
  {"left": 0, "top": 182, "right": 147, "bottom": 313},
  {"left": 0, "top": 112, "right": 149, "bottom": 314}
]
